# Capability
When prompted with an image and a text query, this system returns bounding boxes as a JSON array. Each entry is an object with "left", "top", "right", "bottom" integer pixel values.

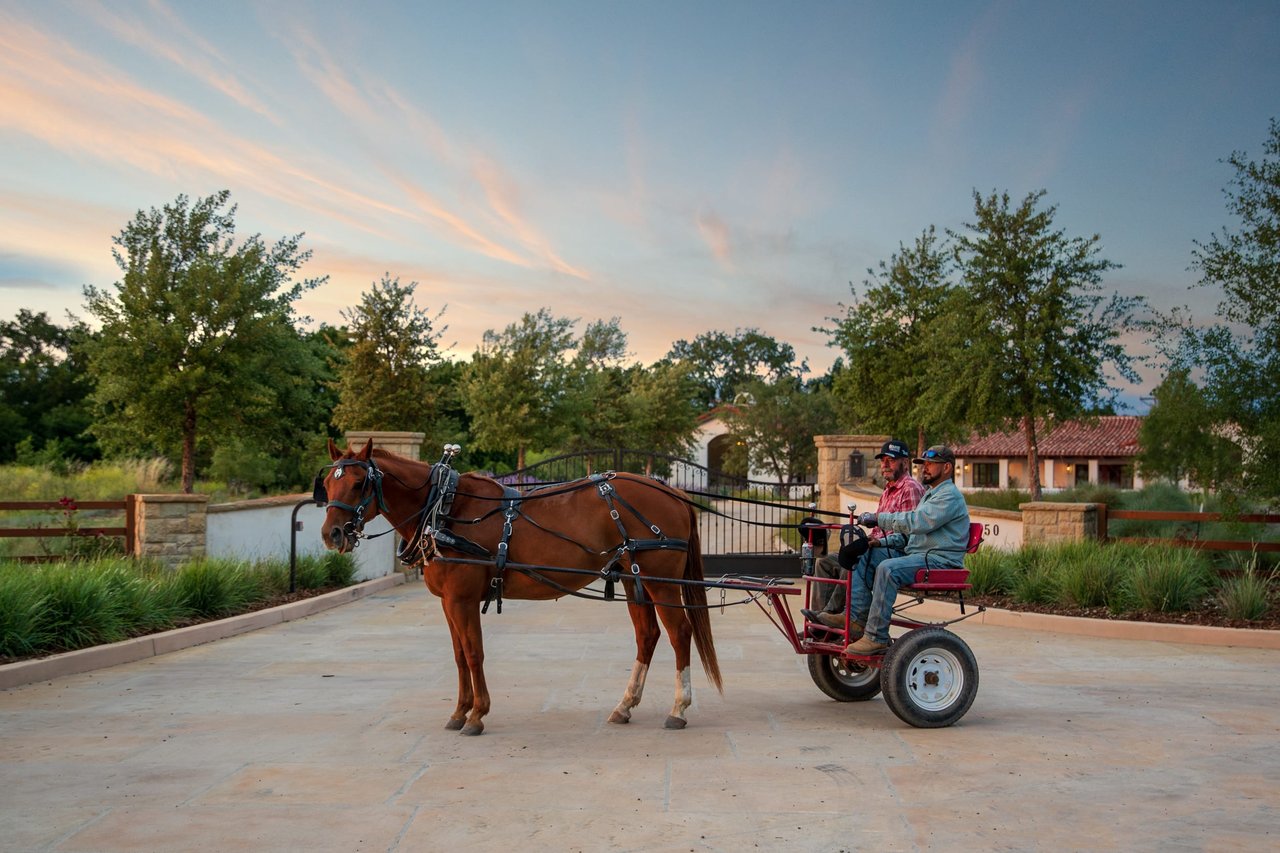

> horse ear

[
  {"left": 357, "top": 438, "right": 373, "bottom": 460},
  {"left": 327, "top": 438, "right": 341, "bottom": 461}
]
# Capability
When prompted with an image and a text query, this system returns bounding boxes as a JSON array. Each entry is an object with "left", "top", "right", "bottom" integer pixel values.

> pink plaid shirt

[{"left": 872, "top": 475, "right": 925, "bottom": 541}]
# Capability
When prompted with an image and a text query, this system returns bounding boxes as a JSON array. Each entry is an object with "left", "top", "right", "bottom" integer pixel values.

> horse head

[{"left": 317, "top": 437, "right": 386, "bottom": 553}]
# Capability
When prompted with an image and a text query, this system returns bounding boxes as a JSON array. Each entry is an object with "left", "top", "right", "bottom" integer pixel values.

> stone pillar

[
  {"left": 343, "top": 431, "right": 426, "bottom": 460},
  {"left": 1020, "top": 502, "right": 1100, "bottom": 544},
  {"left": 130, "top": 494, "right": 209, "bottom": 569},
  {"left": 814, "top": 434, "right": 889, "bottom": 514}
]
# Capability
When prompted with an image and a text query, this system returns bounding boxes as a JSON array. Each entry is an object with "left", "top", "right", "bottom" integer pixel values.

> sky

[{"left": 2, "top": 0, "right": 1278, "bottom": 412}]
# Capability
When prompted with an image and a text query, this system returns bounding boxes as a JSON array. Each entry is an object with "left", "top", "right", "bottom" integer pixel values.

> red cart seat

[{"left": 907, "top": 522, "right": 984, "bottom": 590}]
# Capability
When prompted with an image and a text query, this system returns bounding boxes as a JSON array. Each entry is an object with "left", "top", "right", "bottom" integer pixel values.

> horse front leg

[
  {"left": 609, "top": 595, "right": 661, "bottom": 724},
  {"left": 441, "top": 603, "right": 473, "bottom": 731},
  {"left": 443, "top": 600, "right": 490, "bottom": 736},
  {"left": 652, "top": 586, "right": 695, "bottom": 730}
]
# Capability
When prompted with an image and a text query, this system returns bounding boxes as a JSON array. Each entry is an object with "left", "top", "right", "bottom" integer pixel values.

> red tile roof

[{"left": 953, "top": 416, "right": 1142, "bottom": 459}]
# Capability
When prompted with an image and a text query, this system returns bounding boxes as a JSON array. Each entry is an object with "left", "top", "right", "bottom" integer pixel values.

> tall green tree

[
  {"left": 561, "top": 318, "right": 633, "bottom": 452},
  {"left": 617, "top": 360, "right": 702, "bottom": 458},
  {"left": 83, "top": 191, "right": 325, "bottom": 492},
  {"left": 461, "top": 308, "right": 576, "bottom": 469},
  {"left": 331, "top": 274, "right": 448, "bottom": 443},
  {"left": 722, "top": 377, "right": 839, "bottom": 482},
  {"left": 666, "top": 328, "right": 802, "bottom": 410},
  {"left": 824, "top": 226, "right": 958, "bottom": 452},
  {"left": 948, "top": 190, "right": 1143, "bottom": 499},
  {"left": 0, "top": 310, "right": 98, "bottom": 463},
  {"left": 1137, "top": 369, "right": 1241, "bottom": 494},
  {"left": 1185, "top": 118, "right": 1280, "bottom": 504}
]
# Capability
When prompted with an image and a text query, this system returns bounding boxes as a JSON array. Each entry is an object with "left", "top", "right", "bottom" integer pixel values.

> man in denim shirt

[{"left": 843, "top": 445, "right": 971, "bottom": 656}]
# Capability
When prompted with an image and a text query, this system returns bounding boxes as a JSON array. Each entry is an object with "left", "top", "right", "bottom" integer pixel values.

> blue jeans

[{"left": 847, "top": 549, "right": 930, "bottom": 643}]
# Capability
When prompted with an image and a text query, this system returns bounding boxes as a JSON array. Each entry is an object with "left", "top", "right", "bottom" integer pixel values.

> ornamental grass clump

[
  {"left": 1216, "top": 553, "right": 1275, "bottom": 621},
  {"left": 0, "top": 570, "right": 52, "bottom": 658},
  {"left": 1007, "top": 542, "right": 1060, "bottom": 605},
  {"left": 1120, "top": 544, "right": 1213, "bottom": 613},
  {"left": 172, "top": 558, "right": 265, "bottom": 618},
  {"left": 37, "top": 563, "right": 129, "bottom": 650},
  {"left": 1055, "top": 540, "right": 1125, "bottom": 609},
  {"left": 965, "top": 547, "right": 1013, "bottom": 596}
]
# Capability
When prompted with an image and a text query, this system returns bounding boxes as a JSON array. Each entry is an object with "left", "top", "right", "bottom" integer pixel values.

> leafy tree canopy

[
  {"left": 1183, "top": 118, "right": 1280, "bottom": 503},
  {"left": 0, "top": 310, "right": 98, "bottom": 464},
  {"left": 666, "top": 328, "right": 802, "bottom": 410},
  {"left": 82, "top": 191, "right": 325, "bottom": 492},
  {"left": 823, "top": 225, "right": 959, "bottom": 451},
  {"left": 331, "top": 274, "right": 449, "bottom": 440},
  {"left": 947, "top": 189, "right": 1143, "bottom": 498}
]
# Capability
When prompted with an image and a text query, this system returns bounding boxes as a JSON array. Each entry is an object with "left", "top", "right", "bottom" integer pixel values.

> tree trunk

[
  {"left": 916, "top": 425, "right": 926, "bottom": 458},
  {"left": 517, "top": 444, "right": 526, "bottom": 471},
  {"left": 182, "top": 400, "right": 197, "bottom": 494},
  {"left": 1022, "top": 414, "right": 1041, "bottom": 500}
]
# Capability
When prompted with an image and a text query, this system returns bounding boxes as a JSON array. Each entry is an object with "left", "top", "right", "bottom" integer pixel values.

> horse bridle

[{"left": 313, "top": 457, "right": 391, "bottom": 543}]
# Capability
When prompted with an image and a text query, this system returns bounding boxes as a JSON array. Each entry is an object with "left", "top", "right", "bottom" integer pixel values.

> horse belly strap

[{"left": 626, "top": 538, "right": 688, "bottom": 553}]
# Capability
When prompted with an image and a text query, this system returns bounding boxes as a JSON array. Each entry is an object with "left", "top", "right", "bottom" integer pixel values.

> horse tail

[{"left": 682, "top": 510, "right": 723, "bottom": 694}]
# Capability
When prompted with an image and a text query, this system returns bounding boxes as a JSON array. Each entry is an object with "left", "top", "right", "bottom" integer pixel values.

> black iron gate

[{"left": 487, "top": 449, "right": 821, "bottom": 575}]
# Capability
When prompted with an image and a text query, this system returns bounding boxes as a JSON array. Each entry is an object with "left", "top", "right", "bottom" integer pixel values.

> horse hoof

[
  {"left": 663, "top": 715, "right": 688, "bottom": 730},
  {"left": 460, "top": 723, "right": 484, "bottom": 736},
  {"left": 607, "top": 710, "right": 631, "bottom": 724},
  {"left": 445, "top": 718, "right": 465, "bottom": 731}
]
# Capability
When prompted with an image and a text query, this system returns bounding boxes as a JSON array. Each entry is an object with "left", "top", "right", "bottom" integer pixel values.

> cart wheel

[
  {"left": 881, "top": 627, "right": 978, "bottom": 728},
  {"left": 807, "top": 653, "right": 882, "bottom": 702}
]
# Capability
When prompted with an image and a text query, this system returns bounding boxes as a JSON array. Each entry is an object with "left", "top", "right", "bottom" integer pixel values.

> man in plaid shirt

[{"left": 803, "top": 438, "right": 924, "bottom": 627}]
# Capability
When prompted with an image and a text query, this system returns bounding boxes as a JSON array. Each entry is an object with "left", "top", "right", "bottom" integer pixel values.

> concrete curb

[
  {"left": 0, "top": 573, "right": 407, "bottom": 691},
  {"left": 903, "top": 595, "right": 1280, "bottom": 649}
]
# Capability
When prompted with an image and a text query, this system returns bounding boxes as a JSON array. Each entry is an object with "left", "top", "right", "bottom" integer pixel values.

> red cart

[{"left": 723, "top": 519, "right": 985, "bottom": 728}]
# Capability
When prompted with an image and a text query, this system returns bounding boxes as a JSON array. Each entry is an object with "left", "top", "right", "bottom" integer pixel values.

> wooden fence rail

[
  {"left": 0, "top": 499, "right": 136, "bottom": 562},
  {"left": 1099, "top": 507, "right": 1280, "bottom": 554}
]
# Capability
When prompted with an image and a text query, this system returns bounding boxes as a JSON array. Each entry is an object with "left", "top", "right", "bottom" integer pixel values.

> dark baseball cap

[
  {"left": 875, "top": 439, "right": 912, "bottom": 460},
  {"left": 913, "top": 445, "right": 956, "bottom": 465}
]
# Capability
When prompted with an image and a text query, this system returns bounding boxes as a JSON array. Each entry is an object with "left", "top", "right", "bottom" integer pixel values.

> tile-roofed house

[{"left": 951, "top": 415, "right": 1146, "bottom": 490}]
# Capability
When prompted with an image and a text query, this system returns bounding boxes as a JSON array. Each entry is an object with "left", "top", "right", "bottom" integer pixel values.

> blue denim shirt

[{"left": 874, "top": 477, "right": 971, "bottom": 567}]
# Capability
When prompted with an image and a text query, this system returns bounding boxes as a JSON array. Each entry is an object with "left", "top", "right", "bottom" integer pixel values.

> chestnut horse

[{"left": 317, "top": 439, "right": 722, "bottom": 735}]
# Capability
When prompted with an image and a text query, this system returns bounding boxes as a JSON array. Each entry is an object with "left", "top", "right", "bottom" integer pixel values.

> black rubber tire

[
  {"left": 881, "top": 627, "right": 978, "bottom": 728},
  {"left": 806, "top": 653, "right": 882, "bottom": 702}
]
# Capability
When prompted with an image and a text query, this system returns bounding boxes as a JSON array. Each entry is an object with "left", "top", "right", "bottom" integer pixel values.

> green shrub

[{"left": 1120, "top": 544, "right": 1213, "bottom": 612}]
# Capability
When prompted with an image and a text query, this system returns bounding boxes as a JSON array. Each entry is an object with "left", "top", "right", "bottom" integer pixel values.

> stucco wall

[{"left": 207, "top": 495, "right": 396, "bottom": 581}]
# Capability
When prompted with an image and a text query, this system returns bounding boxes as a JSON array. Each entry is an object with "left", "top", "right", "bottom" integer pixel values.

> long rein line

[{"left": 429, "top": 553, "right": 791, "bottom": 610}]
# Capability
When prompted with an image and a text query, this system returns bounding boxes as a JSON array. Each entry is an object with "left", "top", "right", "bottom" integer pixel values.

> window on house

[{"left": 972, "top": 462, "right": 999, "bottom": 488}]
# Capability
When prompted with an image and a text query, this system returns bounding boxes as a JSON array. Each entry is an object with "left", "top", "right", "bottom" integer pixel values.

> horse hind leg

[
  {"left": 609, "top": 595, "right": 661, "bottom": 724},
  {"left": 651, "top": 584, "right": 696, "bottom": 730}
]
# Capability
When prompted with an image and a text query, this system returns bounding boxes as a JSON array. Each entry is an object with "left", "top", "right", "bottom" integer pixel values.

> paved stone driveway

[{"left": 2, "top": 581, "right": 1278, "bottom": 851}]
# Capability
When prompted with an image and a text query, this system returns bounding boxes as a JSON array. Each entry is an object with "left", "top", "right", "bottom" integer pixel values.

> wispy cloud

[
  {"left": 80, "top": 0, "right": 278, "bottom": 122},
  {"left": 284, "top": 20, "right": 588, "bottom": 278},
  {"left": 696, "top": 209, "right": 734, "bottom": 269}
]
